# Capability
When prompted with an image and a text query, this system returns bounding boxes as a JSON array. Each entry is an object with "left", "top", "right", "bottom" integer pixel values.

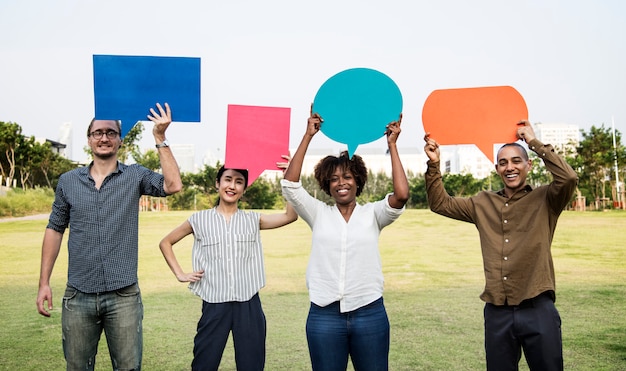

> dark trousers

[
  {"left": 192, "top": 293, "right": 266, "bottom": 371},
  {"left": 484, "top": 292, "right": 563, "bottom": 371}
]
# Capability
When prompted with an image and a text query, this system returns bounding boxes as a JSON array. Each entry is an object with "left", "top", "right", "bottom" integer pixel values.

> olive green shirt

[{"left": 425, "top": 139, "right": 578, "bottom": 305}]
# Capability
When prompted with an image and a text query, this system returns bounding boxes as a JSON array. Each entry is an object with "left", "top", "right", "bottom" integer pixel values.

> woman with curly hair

[{"left": 281, "top": 106, "right": 409, "bottom": 371}]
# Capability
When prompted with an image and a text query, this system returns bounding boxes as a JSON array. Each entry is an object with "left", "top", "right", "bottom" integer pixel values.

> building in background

[
  {"left": 34, "top": 137, "right": 67, "bottom": 158},
  {"left": 534, "top": 122, "right": 580, "bottom": 154},
  {"left": 167, "top": 122, "right": 582, "bottom": 179},
  {"left": 296, "top": 147, "right": 429, "bottom": 177},
  {"left": 440, "top": 144, "right": 494, "bottom": 179},
  {"left": 58, "top": 122, "right": 72, "bottom": 159}
]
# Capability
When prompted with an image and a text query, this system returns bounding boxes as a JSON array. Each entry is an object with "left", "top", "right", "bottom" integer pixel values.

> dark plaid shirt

[{"left": 47, "top": 162, "right": 166, "bottom": 293}]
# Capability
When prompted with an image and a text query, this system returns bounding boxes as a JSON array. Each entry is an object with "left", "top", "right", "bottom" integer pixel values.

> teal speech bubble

[{"left": 313, "top": 68, "right": 403, "bottom": 157}]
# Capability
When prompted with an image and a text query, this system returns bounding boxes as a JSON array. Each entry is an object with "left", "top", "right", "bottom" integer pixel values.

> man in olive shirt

[{"left": 424, "top": 120, "right": 578, "bottom": 370}]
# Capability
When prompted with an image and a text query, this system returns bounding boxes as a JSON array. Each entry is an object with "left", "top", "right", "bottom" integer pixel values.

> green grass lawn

[{"left": 1, "top": 209, "right": 625, "bottom": 370}]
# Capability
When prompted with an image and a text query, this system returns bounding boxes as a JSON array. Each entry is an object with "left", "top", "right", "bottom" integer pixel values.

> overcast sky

[{"left": 1, "top": 0, "right": 625, "bottom": 165}]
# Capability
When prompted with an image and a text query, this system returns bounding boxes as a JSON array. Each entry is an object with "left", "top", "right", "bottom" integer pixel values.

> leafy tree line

[
  {"left": 2, "top": 120, "right": 625, "bottom": 209},
  {"left": 0, "top": 121, "right": 76, "bottom": 189}
]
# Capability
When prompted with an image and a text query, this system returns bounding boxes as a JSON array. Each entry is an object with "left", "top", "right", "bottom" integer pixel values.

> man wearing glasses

[{"left": 36, "top": 103, "right": 183, "bottom": 371}]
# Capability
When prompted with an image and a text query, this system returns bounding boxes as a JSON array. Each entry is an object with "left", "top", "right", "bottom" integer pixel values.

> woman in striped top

[{"left": 159, "top": 166, "right": 297, "bottom": 371}]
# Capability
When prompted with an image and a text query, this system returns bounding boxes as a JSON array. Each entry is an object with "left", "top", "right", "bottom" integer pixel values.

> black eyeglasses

[{"left": 89, "top": 130, "right": 119, "bottom": 140}]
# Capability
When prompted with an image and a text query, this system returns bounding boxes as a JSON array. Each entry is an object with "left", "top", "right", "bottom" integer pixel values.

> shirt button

[
  {"left": 505, "top": 239, "right": 509, "bottom": 243},
  {"left": 504, "top": 256, "right": 508, "bottom": 261},
  {"left": 505, "top": 203, "right": 509, "bottom": 207},
  {"left": 504, "top": 220, "right": 508, "bottom": 224},
  {"left": 503, "top": 276, "right": 508, "bottom": 280}
]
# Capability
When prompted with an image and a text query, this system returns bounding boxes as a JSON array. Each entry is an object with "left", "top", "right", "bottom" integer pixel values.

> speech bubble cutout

[
  {"left": 93, "top": 55, "right": 201, "bottom": 138},
  {"left": 313, "top": 68, "right": 403, "bottom": 157},
  {"left": 422, "top": 86, "right": 528, "bottom": 163},
  {"left": 224, "top": 105, "right": 291, "bottom": 186}
]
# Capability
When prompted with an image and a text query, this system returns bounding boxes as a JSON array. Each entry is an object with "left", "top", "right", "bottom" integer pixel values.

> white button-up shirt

[{"left": 281, "top": 179, "right": 404, "bottom": 312}]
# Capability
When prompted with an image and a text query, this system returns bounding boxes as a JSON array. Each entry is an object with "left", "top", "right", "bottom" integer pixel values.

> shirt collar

[
  {"left": 496, "top": 184, "right": 533, "bottom": 198},
  {"left": 84, "top": 161, "right": 124, "bottom": 178}
]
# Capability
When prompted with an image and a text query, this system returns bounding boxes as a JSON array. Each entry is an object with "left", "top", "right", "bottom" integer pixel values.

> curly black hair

[{"left": 313, "top": 151, "right": 368, "bottom": 197}]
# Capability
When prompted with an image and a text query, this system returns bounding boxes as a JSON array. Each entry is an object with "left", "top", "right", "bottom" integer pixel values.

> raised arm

[
  {"left": 260, "top": 202, "right": 298, "bottom": 229},
  {"left": 386, "top": 114, "right": 409, "bottom": 209},
  {"left": 517, "top": 120, "right": 578, "bottom": 211},
  {"left": 148, "top": 102, "right": 183, "bottom": 195},
  {"left": 283, "top": 104, "right": 322, "bottom": 182},
  {"left": 159, "top": 221, "right": 204, "bottom": 283}
]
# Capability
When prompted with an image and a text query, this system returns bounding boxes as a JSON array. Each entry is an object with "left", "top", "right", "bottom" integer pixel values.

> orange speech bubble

[{"left": 422, "top": 86, "right": 528, "bottom": 163}]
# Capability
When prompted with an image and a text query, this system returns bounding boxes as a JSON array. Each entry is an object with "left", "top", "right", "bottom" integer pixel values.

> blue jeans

[
  {"left": 62, "top": 283, "right": 143, "bottom": 371},
  {"left": 306, "top": 297, "right": 389, "bottom": 371}
]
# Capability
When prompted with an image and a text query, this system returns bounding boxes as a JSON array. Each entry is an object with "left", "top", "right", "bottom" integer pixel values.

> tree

[
  {"left": 408, "top": 174, "right": 427, "bottom": 208},
  {"left": 242, "top": 177, "right": 278, "bottom": 209},
  {"left": 32, "top": 140, "right": 57, "bottom": 188},
  {"left": 359, "top": 170, "right": 392, "bottom": 204},
  {"left": 187, "top": 163, "right": 220, "bottom": 195},
  {"left": 31, "top": 143, "right": 77, "bottom": 189},
  {"left": 45, "top": 153, "right": 77, "bottom": 189},
  {"left": 0, "top": 121, "right": 22, "bottom": 187},
  {"left": 168, "top": 164, "right": 220, "bottom": 210},
  {"left": 526, "top": 152, "right": 552, "bottom": 188},
  {"left": 14, "top": 136, "right": 45, "bottom": 189},
  {"left": 442, "top": 172, "right": 482, "bottom": 197},
  {"left": 133, "top": 149, "right": 161, "bottom": 171},
  {"left": 573, "top": 125, "right": 626, "bottom": 205}
]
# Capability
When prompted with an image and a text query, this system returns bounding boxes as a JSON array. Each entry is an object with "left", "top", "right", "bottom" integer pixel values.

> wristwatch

[{"left": 155, "top": 139, "right": 170, "bottom": 148}]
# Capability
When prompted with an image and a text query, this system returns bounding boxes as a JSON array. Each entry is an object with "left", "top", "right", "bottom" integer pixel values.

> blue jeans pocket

[
  {"left": 115, "top": 283, "right": 140, "bottom": 297},
  {"left": 62, "top": 286, "right": 78, "bottom": 311}
]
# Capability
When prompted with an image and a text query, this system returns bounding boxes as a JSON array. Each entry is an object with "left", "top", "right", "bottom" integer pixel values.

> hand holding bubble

[
  {"left": 93, "top": 55, "right": 201, "bottom": 137},
  {"left": 422, "top": 86, "right": 527, "bottom": 163},
  {"left": 313, "top": 68, "right": 403, "bottom": 157},
  {"left": 224, "top": 105, "right": 291, "bottom": 186}
]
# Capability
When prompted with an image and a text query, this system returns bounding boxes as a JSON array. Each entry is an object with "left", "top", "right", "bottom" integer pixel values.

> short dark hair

[
  {"left": 216, "top": 166, "right": 249, "bottom": 190},
  {"left": 497, "top": 142, "right": 529, "bottom": 161},
  {"left": 87, "top": 118, "right": 122, "bottom": 137},
  {"left": 314, "top": 151, "right": 367, "bottom": 197}
]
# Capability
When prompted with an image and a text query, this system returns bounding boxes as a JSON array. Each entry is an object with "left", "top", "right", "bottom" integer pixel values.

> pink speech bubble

[
  {"left": 422, "top": 86, "right": 528, "bottom": 163},
  {"left": 224, "top": 105, "right": 291, "bottom": 186}
]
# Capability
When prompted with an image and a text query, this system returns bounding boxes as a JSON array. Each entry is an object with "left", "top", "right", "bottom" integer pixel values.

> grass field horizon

[{"left": 1, "top": 209, "right": 625, "bottom": 370}]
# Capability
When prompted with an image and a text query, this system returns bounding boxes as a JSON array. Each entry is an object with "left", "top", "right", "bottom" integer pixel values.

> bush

[{"left": 0, "top": 187, "right": 54, "bottom": 217}]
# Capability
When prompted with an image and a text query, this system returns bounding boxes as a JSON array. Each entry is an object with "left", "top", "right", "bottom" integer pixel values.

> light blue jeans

[{"left": 62, "top": 283, "right": 143, "bottom": 371}]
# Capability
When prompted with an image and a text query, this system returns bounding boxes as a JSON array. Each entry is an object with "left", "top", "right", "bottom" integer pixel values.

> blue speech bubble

[
  {"left": 93, "top": 55, "right": 201, "bottom": 137},
  {"left": 313, "top": 68, "right": 402, "bottom": 157}
]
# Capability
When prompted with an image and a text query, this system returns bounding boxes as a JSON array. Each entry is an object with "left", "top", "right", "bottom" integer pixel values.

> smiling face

[
  {"left": 314, "top": 151, "right": 367, "bottom": 201},
  {"left": 87, "top": 120, "right": 122, "bottom": 160},
  {"left": 495, "top": 144, "right": 532, "bottom": 197},
  {"left": 216, "top": 169, "right": 247, "bottom": 204},
  {"left": 329, "top": 166, "right": 358, "bottom": 205}
]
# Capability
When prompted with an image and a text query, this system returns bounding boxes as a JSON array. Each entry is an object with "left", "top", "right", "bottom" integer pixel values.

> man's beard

[{"left": 93, "top": 149, "right": 117, "bottom": 160}]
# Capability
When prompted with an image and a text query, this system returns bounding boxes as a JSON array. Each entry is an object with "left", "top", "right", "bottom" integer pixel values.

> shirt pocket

[
  {"left": 234, "top": 233, "right": 258, "bottom": 259},
  {"left": 195, "top": 236, "right": 222, "bottom": 263}
]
